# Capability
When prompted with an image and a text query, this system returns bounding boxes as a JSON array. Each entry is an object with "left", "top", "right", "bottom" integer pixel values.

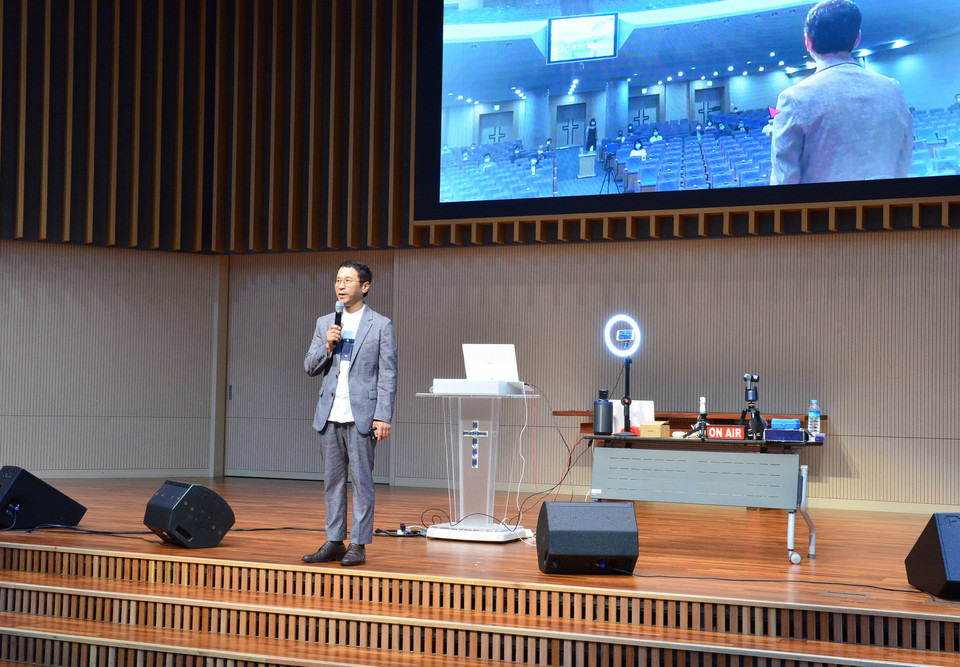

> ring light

[
  {"left": 603, "top": 314, "right": 641, "bottom": 358},
  {"left": 602, "top": 313, "right": 642, "bottom": 434}
]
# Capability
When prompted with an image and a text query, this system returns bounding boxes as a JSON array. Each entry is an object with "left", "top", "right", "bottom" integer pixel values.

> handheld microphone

[{"left": 334, "top": 301, "right": 344, "bottom": 327}]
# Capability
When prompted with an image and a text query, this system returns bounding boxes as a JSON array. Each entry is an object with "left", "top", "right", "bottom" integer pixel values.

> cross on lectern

[
  {"left": 462, "top": 420, "right": 488, "bottom": 470},
  {"left": 487, "top": 126, "right": 506, "bottom": 143},
  {"left": 561, "top": 119, "right": 580, "bottom": 145}
]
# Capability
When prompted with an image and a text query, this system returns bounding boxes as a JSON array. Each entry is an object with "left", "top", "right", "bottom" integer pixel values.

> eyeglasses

[{"left": 334, "top": 278, "right": 357, "bottom": 287}]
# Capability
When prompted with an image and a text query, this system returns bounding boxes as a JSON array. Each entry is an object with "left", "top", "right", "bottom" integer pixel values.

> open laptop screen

[{"left": 462, "top": 344, "right": 520, "bottom": 381}]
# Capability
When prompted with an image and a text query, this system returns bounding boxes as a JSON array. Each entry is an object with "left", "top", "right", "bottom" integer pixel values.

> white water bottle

[{"left": 807, "top": 399, "right": 821, "bottom": 436}]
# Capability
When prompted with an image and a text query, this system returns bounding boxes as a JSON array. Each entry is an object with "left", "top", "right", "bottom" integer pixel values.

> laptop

[
  {"left": 431, "top": 344, "right": 525, "bottom": 395},
  {"left": 462, "top": 343, "right": 520, "bottom": 382}
]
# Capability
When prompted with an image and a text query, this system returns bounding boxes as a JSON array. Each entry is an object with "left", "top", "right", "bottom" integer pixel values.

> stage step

[
  {"left": 0, "top": 571, "right": 958, "bottom": 667},
  {"left": 0, "top": 612, "right": 496, "bottom": 667},
  {"left": 4, "top": 542, "right": 960, "bottom": 659}
]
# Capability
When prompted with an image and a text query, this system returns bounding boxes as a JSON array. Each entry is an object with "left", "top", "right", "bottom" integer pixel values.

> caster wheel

[{"left": 789, "top": 552, "right": 802, "bottom": 564}]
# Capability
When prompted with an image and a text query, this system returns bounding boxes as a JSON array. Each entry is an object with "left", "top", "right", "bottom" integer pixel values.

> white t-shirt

[{"left": 329, "top": 305, "right": 364, "bottom": 423}]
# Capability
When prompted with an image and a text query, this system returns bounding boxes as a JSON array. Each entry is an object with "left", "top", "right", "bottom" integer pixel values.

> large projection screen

[{"left": 415, "top": 0, "right": 960, "bottom": 222}]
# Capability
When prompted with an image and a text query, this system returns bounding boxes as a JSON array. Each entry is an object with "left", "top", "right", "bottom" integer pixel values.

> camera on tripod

[{"left": 738, "top": 373, "right": 766, "bottom": 440}]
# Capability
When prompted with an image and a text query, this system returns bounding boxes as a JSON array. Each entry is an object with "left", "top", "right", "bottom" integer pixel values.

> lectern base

[{"left": 426, "top": 523, "right": 533, "bottom": 543}]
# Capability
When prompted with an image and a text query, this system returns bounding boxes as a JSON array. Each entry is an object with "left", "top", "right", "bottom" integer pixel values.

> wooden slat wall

[
  {"left": 0, "top": 0, "right": 415, "bottom": 253},
  {"left": 410, "top": 199, "right": 960, "bottom": 247},
  {"left": 0, "top": 0, "right": 956, "bottom": 253}
]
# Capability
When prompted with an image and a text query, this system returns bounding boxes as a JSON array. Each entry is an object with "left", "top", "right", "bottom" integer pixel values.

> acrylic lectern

[{"left": 417, "top": 384, "right": 534, "bottom": 542}]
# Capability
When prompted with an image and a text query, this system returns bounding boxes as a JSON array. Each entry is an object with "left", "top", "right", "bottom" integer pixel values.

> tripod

[
  {"left": 684, "top": 396, "right": 709, "bottom": 440},
  {"left": 737, "top": 374, "right": 767, "bottom": 440},
  {"left": 599, "top": 154, "right": 621, "bottom": 194}
]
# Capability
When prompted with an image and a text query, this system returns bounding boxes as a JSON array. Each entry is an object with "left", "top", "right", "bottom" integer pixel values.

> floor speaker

[
  {"left": 536, "top": 501, "right": 638, "bottom": 574},
  {"left": 0, "top": 466, "right": 87, "bottom": 529},
  {"left": 143, "top": 480, "right": 235, "bottom": 548},
  {"left": 905, "top": 513, "right": 960, "bottom": 600}
]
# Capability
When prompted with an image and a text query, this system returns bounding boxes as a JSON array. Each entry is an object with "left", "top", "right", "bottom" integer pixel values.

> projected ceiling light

[
  {"left": 778, "top": 60, "right": 785, "bottom": 66},
  {"left": 891, "top": 39, "right": 908, "bottom": 49},
  {"left": 770, "top": 51, "right": 776, "bottom": 57},
  {"left": 758, "top": 66, "right": 765, "bottom": 72},
  {"left": 603, "top": 314, "right": 641, "bottom": 358},
  {"left": 728, "top": 66, "right": 734, "bottom": 71},
  {"left": 852, "top": 48, "right": 871, "bottom": 57}
]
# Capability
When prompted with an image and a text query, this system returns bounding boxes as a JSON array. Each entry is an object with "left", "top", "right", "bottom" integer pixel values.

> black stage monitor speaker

[
  {"left": 536, "top": 501, "right": 638, "bottom": 575},
  {"left": 143, "top": 480, "right": 235, "bottom": 549},
  {"left": 0, "top": 466, "right": 87, "bottom": 530},
  {"left": 905, "top": 513, "right": 960, "bottom": 600}
]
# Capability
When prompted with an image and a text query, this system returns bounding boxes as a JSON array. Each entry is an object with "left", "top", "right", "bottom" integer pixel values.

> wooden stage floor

[{"left": 2, "top": 476, "right": 957, "bottom": 621}]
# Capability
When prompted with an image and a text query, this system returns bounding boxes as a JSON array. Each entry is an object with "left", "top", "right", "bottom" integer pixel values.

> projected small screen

[
  {"left": 436, "top": 0, "right": 960, "bottom": 209},
  {"left": 548, "top": 14, "right": 617, "bottom": 64}
]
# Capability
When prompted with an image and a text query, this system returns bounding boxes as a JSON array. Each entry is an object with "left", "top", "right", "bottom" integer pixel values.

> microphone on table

[{"left": 334, "top": 301, "right": 344, "bottom": 327}]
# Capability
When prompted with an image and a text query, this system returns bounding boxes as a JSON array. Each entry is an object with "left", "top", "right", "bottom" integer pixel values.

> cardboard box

[{"left": 640, "top": 421, "right": 670, "bottom": 438}]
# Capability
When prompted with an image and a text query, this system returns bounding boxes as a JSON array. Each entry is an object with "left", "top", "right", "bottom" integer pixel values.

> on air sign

[{"left": 707, "top": 425, "right": 746, "bottom": 440}]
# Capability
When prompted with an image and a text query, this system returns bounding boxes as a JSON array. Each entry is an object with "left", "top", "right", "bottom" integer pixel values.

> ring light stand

[{"left": 603, "top": 314, "right": 642, "bottom": 433}]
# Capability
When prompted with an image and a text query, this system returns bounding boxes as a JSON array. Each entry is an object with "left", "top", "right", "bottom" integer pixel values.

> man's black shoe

[
  {"left": 340, "top": 543, "right": 366, "bottom": 567},
  {"left": 302, "top": 541, "right": 346, "bottom": 563}
]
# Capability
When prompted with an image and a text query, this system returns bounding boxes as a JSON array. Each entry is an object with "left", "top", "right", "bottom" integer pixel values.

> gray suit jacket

[
  {"left": 770, "top": 62, "right": 912, "bottom": 185},
  {"left": 304, "top": 305, "right": 398, "bottom": 435}
]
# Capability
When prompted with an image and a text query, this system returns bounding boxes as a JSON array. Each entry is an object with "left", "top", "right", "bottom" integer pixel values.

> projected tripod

[
  {"left": 598, "top": 152, "right": 621, "bottom": 194},
  {"left": 738, "top": 373, "right": 767, "bottom": 440}
]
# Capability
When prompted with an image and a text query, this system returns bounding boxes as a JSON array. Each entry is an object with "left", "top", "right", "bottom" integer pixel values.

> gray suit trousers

[{"left": 319, "top": 422, "right": 376, "bottom": 544}]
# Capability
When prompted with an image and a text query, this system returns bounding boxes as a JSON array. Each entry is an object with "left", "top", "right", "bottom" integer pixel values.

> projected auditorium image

[{"left": 439, "top": 0, "right": 960, "bottom": 203}]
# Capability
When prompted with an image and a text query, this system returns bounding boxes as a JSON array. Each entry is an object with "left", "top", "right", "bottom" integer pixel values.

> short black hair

[
  {"left": 805, "top": 0, "right": 861, "bottom": 55},
  {"left": 339, "top": 260, "right": 372, "bottom": 295}
]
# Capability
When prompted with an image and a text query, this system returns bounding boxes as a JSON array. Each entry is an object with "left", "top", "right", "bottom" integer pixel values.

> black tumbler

[{"left": 593, "top": 390, "right": 613, "bottom": 435}]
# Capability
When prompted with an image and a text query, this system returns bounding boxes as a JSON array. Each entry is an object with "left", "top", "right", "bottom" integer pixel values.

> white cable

[{"left": 509, "top": 387, "right": 531, "bottom": 526}]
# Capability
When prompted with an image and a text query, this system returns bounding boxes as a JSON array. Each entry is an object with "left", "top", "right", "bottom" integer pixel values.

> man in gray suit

[
  {"left": 770, "top": 0, "right": 912, "bottom": 185},
  {"left": 302, "top": 260, "right": 398, "bottom": 566}
]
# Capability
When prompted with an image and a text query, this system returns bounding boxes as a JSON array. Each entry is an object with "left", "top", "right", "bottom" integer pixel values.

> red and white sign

[{"left": 706, "top": 425, "right": 746, "bottom": 440}]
